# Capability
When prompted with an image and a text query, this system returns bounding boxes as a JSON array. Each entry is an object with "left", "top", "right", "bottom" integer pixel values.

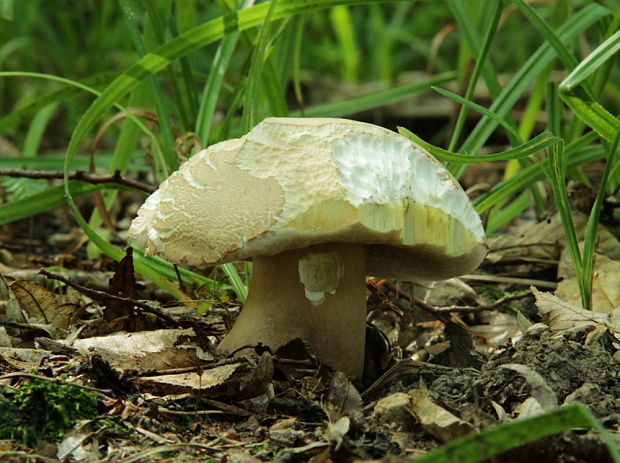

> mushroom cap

[{"left": 129, "top": 118, "right": 486, "bottom": 280}]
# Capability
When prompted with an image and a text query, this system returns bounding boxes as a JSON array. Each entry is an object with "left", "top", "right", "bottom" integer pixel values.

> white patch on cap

[{"left": 331, "top": 132, "right": 485, "bottom": 241}]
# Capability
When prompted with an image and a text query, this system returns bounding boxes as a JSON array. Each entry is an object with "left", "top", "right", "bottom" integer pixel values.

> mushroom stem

[{"left": 217, "top": 243, "right": 367, "bottom": 378}]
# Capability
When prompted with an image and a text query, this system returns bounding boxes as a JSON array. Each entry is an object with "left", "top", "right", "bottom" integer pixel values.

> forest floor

[{"left": 0, "top": 171, "right": 619, "bottom": 463}]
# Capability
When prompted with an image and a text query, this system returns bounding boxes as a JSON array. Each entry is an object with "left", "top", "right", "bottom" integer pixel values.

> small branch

[
  {"left": 39, "top": 269, "right": 181, "bottom": 328},
  {"left": 431, "top": 291, "right": 533, "bottom": 314},
  {"left": 378, "top": 281, "right": 533, "bottom": 314},
  {"left": 0, "top": 168, "right": 155, "bottom": 193},
  {"left": 0, "top": 371, "right": 114, "bottom": 396}
]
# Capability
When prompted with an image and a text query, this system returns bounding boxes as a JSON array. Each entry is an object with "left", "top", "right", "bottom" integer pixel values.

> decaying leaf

[
  {"left": 67, "top": 328, "right": 210, "bottom": 372},
  {"left": 325, "top": 371, "right": 362, "bottom": 422},
  {"left": 556, "top": 250, "right": 620, "bottom": 313},
  {"left": 500, "top": 363, "right": 557, "bottom": 410},
  {"left": 105, "top": 248, "right": 137, "bottom": 320},
  {"left": 532, "top": 287, "right": 615, "bottom": 335},
  {"left": 409, "top": 388, "right": 474, "bottom": 442},
  {"left": 9, "top": 279, "right": 84, "bottom": 335},
  {"left": 134, "top": 352, "right": 274, "bottom": 400},
  {"left": 371, "top": 392, "right": 415, "bottom": 431}
]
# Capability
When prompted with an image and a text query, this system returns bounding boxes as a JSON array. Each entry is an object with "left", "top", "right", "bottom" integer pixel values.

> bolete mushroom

[{"left": 129, "top": 118, "right": 486, "bottom": 378}]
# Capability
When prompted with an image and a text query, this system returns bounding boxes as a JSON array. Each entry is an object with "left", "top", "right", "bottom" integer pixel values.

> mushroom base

[{"left": 217, "top": 243, "right": 367, "bottom": 378}]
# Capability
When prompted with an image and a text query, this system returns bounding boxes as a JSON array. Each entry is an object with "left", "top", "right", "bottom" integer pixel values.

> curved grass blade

[
  {"left": 412, "top": 403, "right": 619, "bottom": 463},
  {"left": 474, "top": 144, "right": 604, "bottom": 214},
  {"left": 0, "top": 182, "right": 108, "bottom": 226},
  {"left": 398, "top": 127, "right": 559, "bottom": 164},
  {"left": 0, "top": 71, "right": 157, "bottom": 142},
  {"left": 430, "top": 86, "right": 520, "bottom": 141}
]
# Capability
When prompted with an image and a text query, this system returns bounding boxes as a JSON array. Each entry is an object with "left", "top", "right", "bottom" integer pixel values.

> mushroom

[{"left": 129, "top": 118, "right": 486, "bottom": 378}]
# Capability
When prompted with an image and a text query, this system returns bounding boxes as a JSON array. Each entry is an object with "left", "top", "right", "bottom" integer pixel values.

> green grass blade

[
  {"left": 447, "top": 1, "right": 503, "bottom": 152},
  {"left": 0, "top": 182, "right": 108, "bottom": 225},
  {"left": 447, "top": 0, "right": 509, "bottom": 102},
  {"left": 413, "top": 403, "right": 619, "bottom": 463},
  {"left": 221, "top": 263, "right": 248, "bottom": 303},
  {"left": 399, "top": 127, "right": 559, "bottom": 164},
  {"left": 458, "top": 3, "right": 609, "bottom": 159},
  {"left": 558, "top": 30, "right": 620, "bottom": 143},
  {"left": 119, "top": 0, "right": 177, "bottom": 172},
  {"left": 486, "top": 191, "right": 530, "bottom": 234},
  {"left": 0, "top": 71, "right": 157, "bottom": 142},
  {"left": 546, "top": 141, "right": 586, "bottom": 306},
  {"left": 294, "top": 72, "right": 455, "bottom": 117},
  {"left": 242, "top": 0, "right": 279, "bottom": 133},
  {"left": 195, "top": 27, "right": 241, "bottom": 143},
  {"left": 22, "top": 103, "right": 58, "bottom": 157},
  {"left": 431, "top": 86, "right": 520, "bottom": 141},
  {"left": 330, "top": 5, "right": 359, "bottom": 83},
  {"left": 581, "top": 129, "right": 620, "bottom": 309},
  {"left": 559, "top": 87, "right": 620, "bottom": 143},
  {"left": 511, "top": 0, "right": 580, "bottom": 74},
  {"left": 474, "top": 143, "right": 604, "bottom": 214},
  {"left": 0, "top": 71, "right": 114, "bottom": 132},
  {"left": 141, "top": 0, "right": 193, "bottom": 132},
  {"left": 561, "top": 29, "right": 620, "bottom": 92}
]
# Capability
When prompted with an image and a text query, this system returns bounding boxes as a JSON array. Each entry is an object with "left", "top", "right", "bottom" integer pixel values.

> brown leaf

[
  {"left": 325, "top": 371, "right": 362, "bottom": 421},
  {"left": 105, "top": 248, "right": 137, "bottom": 324},
  {"left": 532, "top": 287, "right": 613, "bottom": 333},
  {"left": 10, "top": 279, "right": 84, "bottom": 334},
  {"left": 133, "top": 352, "right": 274, "bottom": 399}
]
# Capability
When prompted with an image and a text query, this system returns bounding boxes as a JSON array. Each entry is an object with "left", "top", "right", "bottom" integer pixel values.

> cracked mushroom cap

[{"left": 129, "top": 118, "right": 486, "bottom": 280}]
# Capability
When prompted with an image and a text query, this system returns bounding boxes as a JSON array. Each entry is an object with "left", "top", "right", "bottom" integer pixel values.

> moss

[{"left": 0, "top": 378, "right": 98, "bottom": 447}]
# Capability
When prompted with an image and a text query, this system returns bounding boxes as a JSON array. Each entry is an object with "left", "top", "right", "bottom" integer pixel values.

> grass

[{"left": 1, "top": 1, "right": 619, "bottom": 459}]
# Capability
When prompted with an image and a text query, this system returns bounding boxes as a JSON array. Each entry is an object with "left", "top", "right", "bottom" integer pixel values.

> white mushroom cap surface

[{"left": 129, "top": 117, "right": 486, "bottom": 281}]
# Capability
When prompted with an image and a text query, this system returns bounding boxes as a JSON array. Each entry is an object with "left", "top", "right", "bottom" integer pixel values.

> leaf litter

[{"left": 0, "top": 209, "right": 619, "bottom": 462}]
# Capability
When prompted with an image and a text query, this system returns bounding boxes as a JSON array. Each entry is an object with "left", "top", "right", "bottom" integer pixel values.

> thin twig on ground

[
  {"left": 0, "top": 168, "right": 155, "bottom": 193},
  {"left": 378, "top": 281, "right": 533, "bottom": 314}
]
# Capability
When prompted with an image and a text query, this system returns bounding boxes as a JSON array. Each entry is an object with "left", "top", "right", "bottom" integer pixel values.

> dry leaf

[
  {"left": 325, "top": 371, "right": 362, "bottom": 421},
  {"left": 556, "top": 250, "right": 620, "bottom": 313},
  {"left": 9, "top": 279, "right": 84, "bottom": 334},
  {"left": 68, "top": 329, "right": 210, "bottom": 372},
  {"left": 134, "top": 352, "right": 274, "bottom": 400},
  {"left": 500, "top": 363, "right": 557, "bottom": 410},
  {"left": 409, "top": 388, "right": 474, "bottom": 442},
  {"left": 532, "top": 287, "right": 613, "bottom": 333}
]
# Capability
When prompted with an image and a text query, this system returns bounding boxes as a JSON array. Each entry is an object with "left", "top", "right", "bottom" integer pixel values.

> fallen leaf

[
  {"left": 532, "top": 287, "right": 613, "bottom": 333},
  {"left": 10, "top": 279, "right": 84, "bottom": 335},
  {"left": 556, "top": 250, "right": 620, "bottom": 313},
  {"left": 500, "top": 363, "right": 557, "bottom": 410},
  {"left": 134, "top": 352, "right": 274, "bottom": 400},
  {"left": 409, "top": 388, "right": 474, "bottom": 442}
]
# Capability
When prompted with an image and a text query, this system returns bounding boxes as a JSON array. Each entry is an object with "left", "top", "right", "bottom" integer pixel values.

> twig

[
  {"left": 431, "top": 291, "right": 533, "bottom": 314},
  {"left": 0, "top": 168, "right": 155, "bottom": 193},
  {"left": 379, "top": 281, "right": 533, "bottom": 314},
  {"left": 0, "top": 371, "right": 114, "bottom": 395},
  {"left": 39, "top": 269, "right": 181, "bottom": 328}
]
